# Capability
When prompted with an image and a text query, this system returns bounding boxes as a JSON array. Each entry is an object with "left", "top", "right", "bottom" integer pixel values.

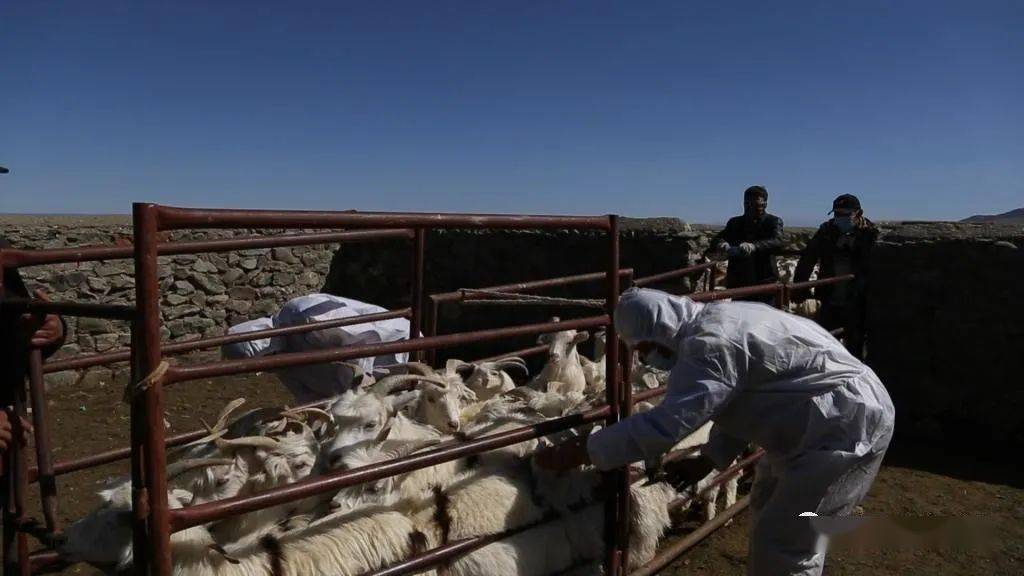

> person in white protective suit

[
  {"left": 535, "top": 287, "right": 895, "bottom": 576},
  {"left": 222, "top": 294, "right": 411, "bottom": 403}
]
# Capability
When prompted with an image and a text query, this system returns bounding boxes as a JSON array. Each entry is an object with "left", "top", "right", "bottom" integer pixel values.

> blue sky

[{"left": 1, "top": 1, "right": 1020, "bottom": 224}]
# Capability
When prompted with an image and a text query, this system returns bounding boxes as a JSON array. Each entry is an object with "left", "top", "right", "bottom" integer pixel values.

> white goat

[
  {"left": 60, "top": 485, "right": 428, "bottom": 576},
  {"left": 529, "top": 318, "right": 590, "bottom": 396},
  {"left": 633, "top": 402, "right": 740, "bottom": 522},
  {"left": 579, "top": 330, "right": 607, "bottom": 395},
  {"left": 454, "top": 357, "right": 527, "bottom": 402}
]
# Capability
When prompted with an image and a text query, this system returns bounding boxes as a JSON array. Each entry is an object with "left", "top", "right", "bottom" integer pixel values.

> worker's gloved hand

[
  {"left": 738, "top": 242, "right": 756, "bottom": 256},
  {"left": 716, "top": 241, "right": 730, "bottom": 253},
  {"left": 534, "top": 435, "right": 591, "bottom": 472}
]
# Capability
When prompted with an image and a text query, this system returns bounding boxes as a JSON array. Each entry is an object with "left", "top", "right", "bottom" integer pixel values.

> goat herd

[
  {"left": 54, "top": 321, "right": 751, "bottom": 576},
  {"left": 53, "top": 258, "right": 832, "bottom": 575}
]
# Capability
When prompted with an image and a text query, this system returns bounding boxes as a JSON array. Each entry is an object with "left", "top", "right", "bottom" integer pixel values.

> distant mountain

[{"left": 961, "top": 208, "right": 1024, "bottom": 224}]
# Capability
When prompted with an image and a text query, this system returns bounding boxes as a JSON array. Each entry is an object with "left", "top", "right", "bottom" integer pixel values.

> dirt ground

[{"left": 22, "top": 368, "right": 1024, "bottom": 575}]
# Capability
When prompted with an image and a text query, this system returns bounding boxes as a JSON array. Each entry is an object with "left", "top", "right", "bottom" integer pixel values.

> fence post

[
  {"left": 409, "top": 229, "right": 426, "bottom": 362},
  {"left": 603, "top": 215, "right": 623, "bottom": 576},
  {"left": 133, "top": 203, "right": 172, "bottom": 576},
  {"left": 27, "top": 349, "right": 59, "bottom": 534}
]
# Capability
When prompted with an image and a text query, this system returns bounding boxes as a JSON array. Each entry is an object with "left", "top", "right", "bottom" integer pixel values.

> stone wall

[
  {"left": 0, "top": 218, "right": 337, "bottom": 388},
  {"left": 2, "top": 216, "right": 1022, "bottom": 452}
]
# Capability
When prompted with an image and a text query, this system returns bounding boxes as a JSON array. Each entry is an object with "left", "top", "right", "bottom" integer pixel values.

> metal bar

[
  {"left": 431, "top": 269, "right": 635, "bottom": 304},
  {"left": 471, "top": 344, "right": 549, "bottom": 364},
  {"left": 0, "top": 229, "right": 415, "bottom": 268},
  {"left": 632, "top": 261, "right": 717, "bottom": 288},
  {"left": 11, "top": 353, "right": 30, "bottom": 576},
  {"left": 604, "top": 214, "right": 623, "bottom": 576},
  {"left": 788, "top": 274, "right": 855, "bottom": 291},
  {"left": 156, "top": 205, "right": 612, "bottom": 232},
  {"left": 133, "top": 203, "right": 173, "bottom": 576},
  {"left": 426, "top": 296, "right": 440, "bottom": 365},
  {"left": 26, "top": 549, "right": 65, "bottom": 574},
  {"left": 616, "top": 340, "right": 633, "bottom": 571},
  {"left": 171, "top": 404, "right": 611, "bottom": 531},
  {"left": 167, "top": 315, "right": 611, "bottom": 384},
  {"left": 668, "top": 449, "right": 765, "bottom": 511},
  {"left": 27, "top": 378, "right": 652, "bottom": 484},
  {"left": 42, "top": 308, "right": 412, "bottom": 374},
  {"left": 0, "top": 299, "right": 135, "bottom": 321},
  {"left": 28, "top": 396, "right": 336, "bottom": 484},
  {"left": 689, "top": 283, "right": 783, "bottom": 302},
  {"left": 409, "top": 229, "right": 425, "bottom": 362},
  {"left": 128, "top": 320, "right": 150, "bottom": 574},
  {"left": 27, "top": 350, "right": 59, "bottom": 534},
  {"left": 628, "top": 496, "right": 751, "bottom": 576}
]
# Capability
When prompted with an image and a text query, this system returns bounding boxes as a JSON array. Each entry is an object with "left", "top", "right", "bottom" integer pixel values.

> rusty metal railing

[
  {"left": 3, "top": 213, "right": 856, "bottom": 576},
  {"left": 0, "top": 225, "right": 418, "bottom": 575}
]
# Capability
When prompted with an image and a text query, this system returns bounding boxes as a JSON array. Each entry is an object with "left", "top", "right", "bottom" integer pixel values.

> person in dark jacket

[
  {"left": 1, "top": 237, "right": 66, "bottom": 445},
  {"left": 794, "top": 194, "right": 879, "bottom": 360},
  {"left": 708, "top": 185, "right": 785, "bottom": 303}
]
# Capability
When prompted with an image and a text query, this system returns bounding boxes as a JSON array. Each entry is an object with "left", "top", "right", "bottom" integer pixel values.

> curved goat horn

[
  {"left": 403, "top": 362, "right": 437, "bottom": 377},
  {"left": 210, "top": 398, "right": 247, "bottom": 433},
  {"left": 372, "top": 374, "right": 446, "bottom": 396},
  {"left": 166, "top": 458, "right": 235, "bottom": 480},
  {"left": 493, "top": 357, "right": 529, "bottom": 375},
  {"left": 288, "top": 407, "right": 336, "bottom": 437},
  {"left": 384, "top": 437, "right": 443, "bottom": 460},
  {"left": 215, "top": 435, "right": 281, "bottom": 451}
]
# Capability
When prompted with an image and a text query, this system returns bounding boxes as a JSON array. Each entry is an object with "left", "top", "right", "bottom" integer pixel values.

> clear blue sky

[{"left": 1, "top": 1, "right": 1020, "bottom": 224}]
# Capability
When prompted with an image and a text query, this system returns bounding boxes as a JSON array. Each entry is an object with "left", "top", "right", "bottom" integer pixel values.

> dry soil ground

[{"left": 22, "top": 369, "right": 1024, "bottom": 575}]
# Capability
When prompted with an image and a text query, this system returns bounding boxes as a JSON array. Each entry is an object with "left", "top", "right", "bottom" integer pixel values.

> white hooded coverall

[
  {"left": 587, "top": 288, "right": 894, "bottom": 576},
  {"left": 222, "top": 294, "right": 411, "bottom": 403}
]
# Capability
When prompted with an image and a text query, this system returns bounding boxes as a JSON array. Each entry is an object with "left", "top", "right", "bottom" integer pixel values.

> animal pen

[{"left": 0, "top": 204, "right": 853, "bottom": 576}]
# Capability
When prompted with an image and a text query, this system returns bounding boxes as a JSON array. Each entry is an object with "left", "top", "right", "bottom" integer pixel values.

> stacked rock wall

[
  {"left": 2, "top": 216, "right": 1022, "bottom": 451},
  {"left": 0, "top": 220, "right": 339, "bottom": 387}
]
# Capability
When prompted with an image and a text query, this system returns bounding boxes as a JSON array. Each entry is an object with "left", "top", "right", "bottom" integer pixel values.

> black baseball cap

[
  {"left": 0, "top": 166, "right": 9, "bottom": 174},
  {"left": 829, "top": 194, "right": 861, "bottom": 214}
]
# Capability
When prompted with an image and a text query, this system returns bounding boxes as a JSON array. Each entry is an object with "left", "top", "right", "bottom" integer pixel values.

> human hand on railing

[
  {"left": 18, "top": 289, "right": 65, "bottom": 349},
  {"left": 0, "top": 408, "right": 33, "bottom": 453},
  {"left": 533, "top": 435, "right": 591, "bottom": 472}
]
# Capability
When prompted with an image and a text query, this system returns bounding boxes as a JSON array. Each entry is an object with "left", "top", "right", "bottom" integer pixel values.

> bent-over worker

[{"left": 535, "top": 287, "right": 895, "bottom": 576}]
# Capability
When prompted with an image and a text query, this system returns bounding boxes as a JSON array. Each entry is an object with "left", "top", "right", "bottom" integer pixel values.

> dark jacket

[
  {"left": 711, "top": 214, "right": 785, "bottom": 288},
  {"left": 794, "top": 218, "right": 879, "bottom": 305},
  {"left": 1, "top": 237, "right": 66, "bottom": 387}
]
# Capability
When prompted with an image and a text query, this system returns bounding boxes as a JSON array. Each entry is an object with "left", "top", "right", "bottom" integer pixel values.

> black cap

[
  {"left": 744, "top": 185, "right": 767, "bottom": 199},
  {"left": 829, "top": 194, "right": 861, "bottom": 214},
  {"left": 0, "top": 166, "right": 9, "bottom": 174}
]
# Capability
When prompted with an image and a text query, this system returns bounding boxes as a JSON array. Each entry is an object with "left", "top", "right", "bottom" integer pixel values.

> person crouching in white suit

[{"left": 535, "top": 287, "right": 895, "bottom": 576}]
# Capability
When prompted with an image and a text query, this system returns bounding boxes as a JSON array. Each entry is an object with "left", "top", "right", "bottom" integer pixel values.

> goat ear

[
  {"left": 454, "top": 363, "right": 476, "bottom": 379},
  {"left": 170, "top": 489, "right": 194, "bottom": 506},
  {"left": 572, "top": 331, "right": 590, "bottom": 346}
]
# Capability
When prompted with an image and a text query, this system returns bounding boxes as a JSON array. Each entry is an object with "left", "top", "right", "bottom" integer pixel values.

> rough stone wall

[
  {"left": 864, "top": 223, "right": 1024, "bottom": 454},
  {"left": 0, "top": 221, "right": 337, "bottom": 388},
  {"left": 2, "top": 217, "right": 1022, "bottom": 452},
  {"left": 321, "top": 220, "right": 704, "bottom": 362}
]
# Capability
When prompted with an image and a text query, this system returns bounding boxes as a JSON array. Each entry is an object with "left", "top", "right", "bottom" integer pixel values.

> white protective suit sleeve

[
  {"left": 587, "top": 337, "right": 742, "bottom": 470},
  {"left": 220, "top": 317, "right": 283, "bottom": 359},
  {"left": 586, "top": 287, "right": 748, "bottom": 471}
]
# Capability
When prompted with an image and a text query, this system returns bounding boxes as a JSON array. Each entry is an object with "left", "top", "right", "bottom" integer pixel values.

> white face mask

[
  {"left": 642, "top": 346, "right": 677, "bottom": 371},
  {"left": 834, "top": 215, "right": 855, "bottom": 232}
]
